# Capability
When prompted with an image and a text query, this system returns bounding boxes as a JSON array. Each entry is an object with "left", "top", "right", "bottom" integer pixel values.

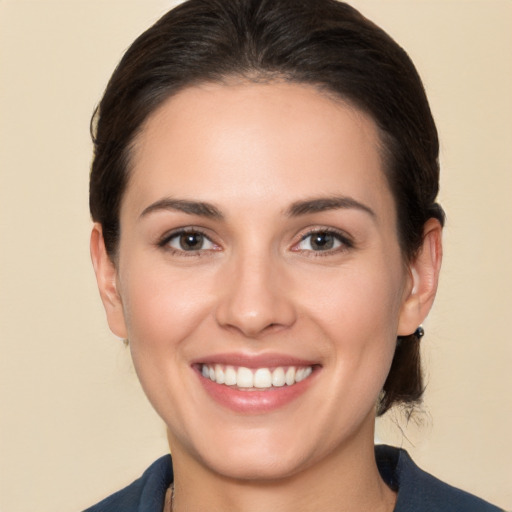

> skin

[{"left": 91, "top": 81, "right": 442, "bottom": 512}]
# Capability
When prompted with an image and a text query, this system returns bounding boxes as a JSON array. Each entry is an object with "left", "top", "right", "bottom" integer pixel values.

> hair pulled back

[{"left": 90, "top": 0, "right": 445, "bottom": 415}]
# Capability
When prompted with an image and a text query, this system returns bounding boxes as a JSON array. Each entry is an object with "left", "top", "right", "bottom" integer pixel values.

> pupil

[
  {"left": 311, "top": 232, "right": 333, "bottom": 250},
  {"left": 180, "top": 232, "right": 203, "bottom": 250}
]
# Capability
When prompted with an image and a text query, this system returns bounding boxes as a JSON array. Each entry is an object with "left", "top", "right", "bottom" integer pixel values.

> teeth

[
  {"left": 201, "top": 364, "right": 313, "bottom": 389},
  {"left": 224, "top": 366, "right": 237, "bottom": 386},
  {"left": 237, "top": 367, "right": 254, "bottom": 388},
  {"left": 254, "top": 368, "right": 272, "bottom": 388},
  {"left": 215, "top": 365, "right": 225, "bottom": 384},
  {"left": 285, "top": 367, "right": 295, "bottom": 386},
  {"left": 272, "top": 367, "right": 286, "bottom": 387},
  {"left": 296, "top": 366, "right": 313, "bottom": 382}
]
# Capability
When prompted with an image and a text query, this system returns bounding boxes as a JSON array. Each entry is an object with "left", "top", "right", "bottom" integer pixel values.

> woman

[{"left": 86, "top": 0, "right": 503, "bottom": 510}]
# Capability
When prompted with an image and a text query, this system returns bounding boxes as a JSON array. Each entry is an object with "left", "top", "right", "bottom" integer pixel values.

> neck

[{"left": 168, "top": 419, "right": 396, "bottom": 512}]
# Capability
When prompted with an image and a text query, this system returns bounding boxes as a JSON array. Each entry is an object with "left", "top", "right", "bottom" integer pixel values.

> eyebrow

[
  {"left": 139, "top": 195, "right": 375, "bottom": 221},
  {"left": 139, "top": 198, "right": 223, "bottom": 220},
  {"left": 286, "top": 196, "right": 376, "bottom": 218}
]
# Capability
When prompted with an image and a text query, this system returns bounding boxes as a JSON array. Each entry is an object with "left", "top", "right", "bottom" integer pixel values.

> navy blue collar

[{"left": 84, "top": 445, "right": 502, "bottom": 511}]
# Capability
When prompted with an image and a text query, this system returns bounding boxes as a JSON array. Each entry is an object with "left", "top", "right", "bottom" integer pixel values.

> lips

[{"left": 194, "top": 353, "right": 319, "bottom": 413}]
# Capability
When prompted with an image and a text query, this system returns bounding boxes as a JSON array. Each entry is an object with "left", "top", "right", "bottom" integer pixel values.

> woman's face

[{"left": 95, "top": 82, "right": 428, "bottom": 480}]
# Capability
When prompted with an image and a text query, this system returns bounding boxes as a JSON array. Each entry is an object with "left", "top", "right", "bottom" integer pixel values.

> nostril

[{"left": 213, "top": 267, "right": 297, "bottom": 337}]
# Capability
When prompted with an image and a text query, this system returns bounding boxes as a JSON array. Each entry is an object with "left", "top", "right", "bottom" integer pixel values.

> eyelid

[
  {"left": 291, "top": 226, "right": 354, "bottom": 254},
  {"left": 156, "top": 225, "right": 353, "bottom": 256},
  {"left": 157, "top": 227, "right": 221, "bottom": 254}
]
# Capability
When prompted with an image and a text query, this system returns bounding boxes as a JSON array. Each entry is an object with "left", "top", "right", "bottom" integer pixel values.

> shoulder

[
  {"left": 82, "top": 455, "right": 173, "bottom": 512},
  {"left": 376, "top": 445, "right": 504, "bottom": 512}
]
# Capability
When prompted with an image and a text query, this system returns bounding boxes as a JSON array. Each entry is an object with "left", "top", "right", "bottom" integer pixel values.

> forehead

[{"left": 126, "top": 81, "right": 393, "bottom": 219}]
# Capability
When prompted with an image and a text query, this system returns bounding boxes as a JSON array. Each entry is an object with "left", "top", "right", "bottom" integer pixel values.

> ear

[
  {"left": 90, "top": 223, "right": 128, "bottom": 339},
  {"left": 397, "top": 218, "right": 443, "bottom": 336}
]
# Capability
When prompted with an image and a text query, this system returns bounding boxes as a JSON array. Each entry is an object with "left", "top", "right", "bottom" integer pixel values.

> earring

[
  {"left": 397, "top": 326, "right": 424, "bottom": 342},
  {"left": 414, "top": 326, "right": 424, "bottom": 339}
]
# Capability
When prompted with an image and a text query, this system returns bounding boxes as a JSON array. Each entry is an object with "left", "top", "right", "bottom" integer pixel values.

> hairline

[{"left": 107, "top": 74, "right": 403, "bottom": 263}]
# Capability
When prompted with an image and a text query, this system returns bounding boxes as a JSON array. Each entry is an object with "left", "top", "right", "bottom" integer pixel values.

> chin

[
  {"left": 203, "top": 447, "right": 312, "bottom": 482},
  {"left": 178, "top": 423, "right": 328, "bottom": 483}
]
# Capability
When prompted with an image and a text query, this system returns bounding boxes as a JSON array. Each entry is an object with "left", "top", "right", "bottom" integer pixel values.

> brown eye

[
  {"left": 297, "top": 231, "right": 341, "bottom": 251},
  {"left": 166, "top": 231, "right": 215, "bottom": 252},
  {"left": 293, "top": 229, "right": 353, "bottom": 254},
  {"left": 309, "top": 232, "right": 336, "bottom": 250},
  {"left": 179, "top": 232, "right": 204, "bottom": 251}
]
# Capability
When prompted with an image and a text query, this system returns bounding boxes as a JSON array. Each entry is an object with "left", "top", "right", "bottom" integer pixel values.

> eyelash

[
  {"left": 292, "top": 228, "right": 354, "bottom": 257},
  {"left": 157, "top": 227, "right": 354, "bottom": 257},
  {"left": 157, "top": 228, "right": 219, "bottom": 257}
]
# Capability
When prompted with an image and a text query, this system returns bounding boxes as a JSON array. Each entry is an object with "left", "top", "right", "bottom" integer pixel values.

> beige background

[{"left": 0, "top": 1, "right": 511, "bottom": 510}]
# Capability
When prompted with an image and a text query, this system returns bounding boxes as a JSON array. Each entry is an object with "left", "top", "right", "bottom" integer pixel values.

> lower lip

[{"left": 197, "top": 369, "right": 317, "bottom": 414}]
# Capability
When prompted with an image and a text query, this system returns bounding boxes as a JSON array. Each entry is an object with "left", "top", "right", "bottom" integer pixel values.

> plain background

[{"left": 0, "top": 1, "right": 511, "bottom": 510}]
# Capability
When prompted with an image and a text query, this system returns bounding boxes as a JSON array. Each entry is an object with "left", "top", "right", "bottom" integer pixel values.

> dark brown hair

[{"left": 90, "top": 0, "right": 445, "bottom": 415}]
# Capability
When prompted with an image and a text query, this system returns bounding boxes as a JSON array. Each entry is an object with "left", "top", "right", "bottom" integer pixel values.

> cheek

[
  {"left": 116, "top": 260, "right": 218, "bottom": 423},
  {"left": 119, "top": 259, "right": 216, "bottom": 352},
  {"left": 300, "top": 263, "right": 404, "bottom": 337},
  {"left": 296, "top": 262, "right": 404, "bottom": 389}
]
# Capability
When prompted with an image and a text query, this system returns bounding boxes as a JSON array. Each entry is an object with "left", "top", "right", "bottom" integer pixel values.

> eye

[
  {"left": 294, "top": 230, "right": 352, "bottom": 253},
  {"left": 164, "top": 230, "right": 216, "bottom": 252}
]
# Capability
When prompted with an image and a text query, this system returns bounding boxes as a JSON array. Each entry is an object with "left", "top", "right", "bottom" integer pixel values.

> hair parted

[{"left": 90, "top": 0, "right": 445, "bottom": 415}]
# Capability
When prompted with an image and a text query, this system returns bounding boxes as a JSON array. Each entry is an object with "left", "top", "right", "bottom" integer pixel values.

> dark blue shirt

[{"left": 83, "top": 445, "right": 503, "bottom": 511}]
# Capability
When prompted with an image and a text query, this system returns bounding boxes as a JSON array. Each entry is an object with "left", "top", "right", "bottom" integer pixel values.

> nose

[{"left": 214, "top": 251, "right": 297, "bottom": 338}]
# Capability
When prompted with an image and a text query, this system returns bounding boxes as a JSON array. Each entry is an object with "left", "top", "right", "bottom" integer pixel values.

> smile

[{"left": 200, "top": 364, "right": 313, "bottom": 389}]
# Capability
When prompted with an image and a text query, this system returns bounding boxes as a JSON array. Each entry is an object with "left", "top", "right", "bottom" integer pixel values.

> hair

[{"left": 89, "top": 0, "right": 445, "bottom": 415}]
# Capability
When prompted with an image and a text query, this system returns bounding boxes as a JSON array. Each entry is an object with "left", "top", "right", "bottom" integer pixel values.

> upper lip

[{"left": 192, "top": 352, "right": 319, "bottom": 369}]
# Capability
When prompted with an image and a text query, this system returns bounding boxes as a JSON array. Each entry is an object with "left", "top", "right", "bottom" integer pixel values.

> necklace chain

[{"left": 163, "top": 481, "right": 395, "bottom": 512}]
